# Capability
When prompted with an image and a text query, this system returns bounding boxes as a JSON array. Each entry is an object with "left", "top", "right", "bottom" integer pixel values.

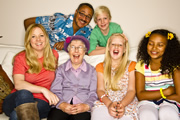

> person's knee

[
  {"left": 159, "top": 105, "right": 179, "bottom": 120},
  {"left": 16, "top": 90, "right": 33, "bottom": 99},
  {"left": 91, "top": 106, "right": 112, "bottom": 120},
  {"left": 91, "top": 108, "right": 101, "bottom": 119},
  {"left": 16, "top": 90, "right": 34, "bottom": 104},
  {"left": 138, "top": 105, "right": 158, "bottom": 120}
]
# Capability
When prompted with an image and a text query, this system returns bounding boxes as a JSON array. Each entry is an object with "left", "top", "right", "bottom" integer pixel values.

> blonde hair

[
  {"left": 94, "top": 6, "right": 112, "bottom": 23},
  {"left": 104, "top": 33, "right": 129, "bottom": 91},
  {"left": 21, "top": 24, "right": 57, "bottom": 73}
]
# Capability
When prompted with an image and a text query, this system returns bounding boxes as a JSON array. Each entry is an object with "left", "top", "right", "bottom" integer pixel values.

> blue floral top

[{"left": 36, "top": 13, "right": 92, "bottom": 48}]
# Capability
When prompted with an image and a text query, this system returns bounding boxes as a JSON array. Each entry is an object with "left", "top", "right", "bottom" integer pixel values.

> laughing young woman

[{"left": 91, "top": 33, "right": 138, "bottom": 120}]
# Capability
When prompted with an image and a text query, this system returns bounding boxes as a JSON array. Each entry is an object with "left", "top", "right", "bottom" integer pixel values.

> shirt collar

[{"left": 65, "top": 59, "right": 87, "bottom": 72}]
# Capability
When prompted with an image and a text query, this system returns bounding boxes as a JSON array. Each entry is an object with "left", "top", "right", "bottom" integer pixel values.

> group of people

[{"left": 2, "top": 2, "right": 180, "bottom": 120}]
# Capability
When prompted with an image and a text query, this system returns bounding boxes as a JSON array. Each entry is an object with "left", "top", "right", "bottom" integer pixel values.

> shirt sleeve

[
  {"left": 35, "top": 15, "right": 52, "bottom": 31},
  {"left": 50, "top": 65, "right": 65, "bottom": 109},
  {"left": 52, "top": 49, "right": 59, "bottom": 60},
  {"left": 13, "top": 52, "right": 27, "bottom": 75},
  {"left": 135, "top": 61, "right": 144, "bottom": 75},
  {"left": 35, "top": 13, "right": 65, "bottom": 31},
  {"left": 88, "top": 28, "right": 99, "bottom": 54},
  {"left": 83, "top": 67, "right": 97, "bottom": 109},
  {"left": 95, "top": 62, "right": 104, "bottom": 73},
  {"left": 115, "top": 24, "right": 123, "bottom": 34},
  {"left": 128, "top": 61, "right": 136, "bottom": 72}
]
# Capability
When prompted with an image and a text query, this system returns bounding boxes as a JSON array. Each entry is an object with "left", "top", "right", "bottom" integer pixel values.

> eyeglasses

[
  {"left": 69, "top": 45, "right": 85, "bottom": 51},
  {"left": 77, "top": 10, "right": 92, "bottom": 21}
]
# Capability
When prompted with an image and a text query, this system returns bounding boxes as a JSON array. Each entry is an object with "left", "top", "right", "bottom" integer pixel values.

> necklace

[
  {"left": 111, "top": 67, "right": 115, "bottom": 71},
  {"left": 111, "top": 67, "right": 116, "bottom": 76}
]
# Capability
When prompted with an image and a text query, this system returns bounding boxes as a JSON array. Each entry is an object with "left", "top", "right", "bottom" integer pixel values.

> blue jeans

[{"left": 2, "top": 89, "right": 51, "bottom": 120}]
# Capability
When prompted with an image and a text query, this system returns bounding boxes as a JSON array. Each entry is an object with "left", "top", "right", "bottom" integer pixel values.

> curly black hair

[{"left": 137, "top": 29, "right": 180, "bottom": 76}]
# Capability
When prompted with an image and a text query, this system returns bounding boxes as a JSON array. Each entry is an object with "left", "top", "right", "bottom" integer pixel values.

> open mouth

[
  {"left": 113, "top": 50, "right": 119, "bottom": 55},
  {"left": 73, "top": 54, "right": 80, "bottom": 59}
]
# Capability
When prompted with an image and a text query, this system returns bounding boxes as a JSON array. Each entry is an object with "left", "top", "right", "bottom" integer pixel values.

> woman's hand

[
  {"left": 59, "top": 102, "right": 74, "bottom": 114},
  {"left": 71, "top": 103, "right": 90, "bottom": 115},
  {"left": 59, "top": 103, "right": 89, "bottom": 115},
  {"left": 41, "top": 88, "right": 59, "bottom": 105}
]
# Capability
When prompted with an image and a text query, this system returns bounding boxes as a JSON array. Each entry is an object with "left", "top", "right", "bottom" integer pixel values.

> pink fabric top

[
  {"left": 66, "top": 60, "right": 87, "bottom": 104},
  {"left": 11, "top": 49, "right": 59, "bottom": 102}
]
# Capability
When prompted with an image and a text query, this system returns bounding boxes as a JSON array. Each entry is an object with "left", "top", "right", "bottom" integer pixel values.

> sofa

[{"left": 0, "top": 44, "right": 137, "bottom": 120}]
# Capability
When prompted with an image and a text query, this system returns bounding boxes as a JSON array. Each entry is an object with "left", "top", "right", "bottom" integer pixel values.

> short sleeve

[
  {"left": 128, "top": 61, "right": 136, "bottom": 72},
  {"left": 36, "top": 15, "right": 51, "bottom": 25},
  {"left": 88, "top": 28, "right": 99, "bottom": 54},
  {"left": 115, "top": 24, "right": 123, "bottom": 34},
  {"left": 35, "top": 13, "right": 66, "bottom": 31},
  {"left": 52, "top": 49, "right": 59, "bottom": 60},
  {"left": 135, "top": 61, "right": 144, "bottom": 74},
  {"left": 13, "top": 52, "right": 27, "bottom": 75},
  {"left": 95, "top": 62, "right": 104, "bottom": 73}
]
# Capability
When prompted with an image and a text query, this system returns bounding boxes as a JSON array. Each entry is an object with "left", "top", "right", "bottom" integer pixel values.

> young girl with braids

[
  {"left": 135, "top": 29, "right": 180, "bottom": 120},
  {"left": 91, "top": 33, "right": 138, "bottom": 120}
]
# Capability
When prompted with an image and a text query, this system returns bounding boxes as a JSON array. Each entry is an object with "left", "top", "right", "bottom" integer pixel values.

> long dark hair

[{"left": 137, "top": 29, "right": 180, "bottom": 75}]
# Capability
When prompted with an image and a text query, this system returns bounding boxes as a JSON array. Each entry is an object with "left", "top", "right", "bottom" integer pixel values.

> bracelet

[
  {"left": 160, "top": 88, "right": 166, "bottom": 99},
  {"left": 100, "top": 94, "right": 108, "bottom": 102}
]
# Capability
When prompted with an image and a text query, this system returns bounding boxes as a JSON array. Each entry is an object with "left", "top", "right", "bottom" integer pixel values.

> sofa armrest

[{"left": 0, "top": 64, "right": 14, "bottom": 114}]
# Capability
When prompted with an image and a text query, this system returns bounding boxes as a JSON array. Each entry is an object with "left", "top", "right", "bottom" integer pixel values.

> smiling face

[
  {"left": 73, "top": 5, "right": 93, "bottom": 30},
  {"left": 30, "top": 27, "right": 46, "bottom": 56},
  {"left": 147, "top": 34, "right": 167, "bottom": 60},
  {"left": 68, "top": 40, "right": 86, "bottom": 68},
  {"left": 109, "top": 36, "right": 126, "bottom": 61},
  {"left": 96, "top": 12, "right": 111, "bottom": 33},
  {"left": 147, "top": 34, "right": 167, "bottom": 61}
]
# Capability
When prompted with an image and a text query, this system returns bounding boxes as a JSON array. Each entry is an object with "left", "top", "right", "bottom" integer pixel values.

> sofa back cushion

[{"left": 1, "top": 51, "right": 17, "bottom": 83}]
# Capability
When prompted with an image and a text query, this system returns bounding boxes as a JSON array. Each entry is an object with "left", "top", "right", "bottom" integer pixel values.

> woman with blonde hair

[
  {"left": 3, "top": 23, "right": 59, "bottom": 120},
  {"left": 88, "top": 6, "right": 125, "bottom": 56},
  {"left": 91, "top": 33, "right": 138, "bottom": 120}
]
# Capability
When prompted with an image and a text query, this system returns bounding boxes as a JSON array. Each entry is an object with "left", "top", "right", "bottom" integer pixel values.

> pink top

[
  {"left": 12, "top": 49, "right": 59, "bottom": 102},
  {"left": 66, "top": 60, "right": 87, "bottom": 104}
]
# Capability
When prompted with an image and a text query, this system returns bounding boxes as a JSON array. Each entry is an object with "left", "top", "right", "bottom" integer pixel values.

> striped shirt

[{"left": 135, "top": 61, "right": 174, "bottom": 91}]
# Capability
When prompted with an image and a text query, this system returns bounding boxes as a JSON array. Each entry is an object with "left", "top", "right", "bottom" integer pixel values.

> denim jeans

[{"left": 3, "top": 89, "right": 51, "bottom": 120}]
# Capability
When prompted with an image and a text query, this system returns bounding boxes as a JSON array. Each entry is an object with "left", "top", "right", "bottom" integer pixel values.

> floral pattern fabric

[{"left": 93, "top": 61, "right": 138, "bottom": 120}]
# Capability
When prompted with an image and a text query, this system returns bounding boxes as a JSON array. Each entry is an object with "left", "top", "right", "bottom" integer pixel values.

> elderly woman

[{"left": 48, "top": 35, "right": 97, "bottom": 120}]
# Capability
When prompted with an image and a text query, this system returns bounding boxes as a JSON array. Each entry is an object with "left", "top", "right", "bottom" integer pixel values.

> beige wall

[{"left": 0, "top": 0, "right": 180, "bottom": 48}]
